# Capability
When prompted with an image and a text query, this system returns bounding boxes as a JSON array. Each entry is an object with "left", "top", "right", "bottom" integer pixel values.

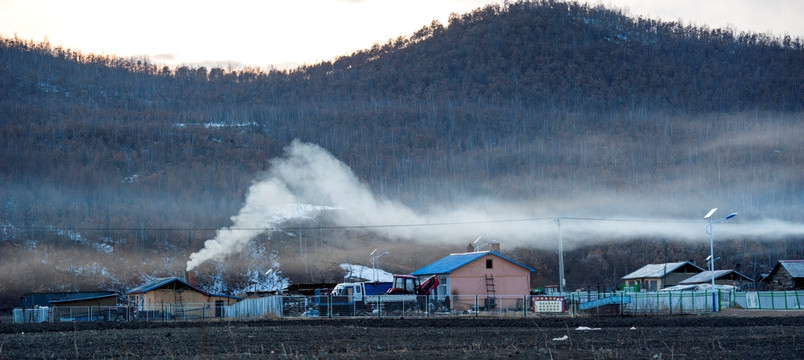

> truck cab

[
  {"left": 332, "top": 282, "right": 364, "bottom": 304},
  {"left": 387, "top": 274, "right": 439, "bottom": 295}
]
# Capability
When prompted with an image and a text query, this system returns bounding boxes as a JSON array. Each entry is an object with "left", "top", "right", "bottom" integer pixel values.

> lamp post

[
  {"left": 474, "top": 239, "right": 497, "bottom": 252},
  {"left": 704, "top": 208, "right": 738, "bottom": 312},
  {"left": 557, "top": 218, "right": 565, "bottom": 294},
  {"left": 370, "top": 249, "right": 389, "bottom": 282}
]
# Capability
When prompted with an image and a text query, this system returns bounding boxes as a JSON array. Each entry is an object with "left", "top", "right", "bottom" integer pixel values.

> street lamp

[
  {"left": 370, "top": 249, "right": 389, "bottom": 282},
  {"left": 474, "top": 239, "right": 497, "bottom": 252},
  {"left": 557, "top": 218, "right": 565, "bottom": 294},
  {"left": 704, "top": 208, "right": 738, "bottom": 312}
]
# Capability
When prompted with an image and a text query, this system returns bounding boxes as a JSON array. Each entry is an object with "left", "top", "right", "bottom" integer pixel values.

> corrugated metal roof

[
  {"left": 49, "top": 294, "right": 118, "bottom": 304},
  {"left": 621, "top": 261, "right": 704, "bottom": 280},
  {"left": 126, "top": 277, "right": 241, "bottom": 300},
  {"left": 679, "top": 269, "right": 752, "bottom": 284},
  {"left": 21, "top": 291, "right": 116, "bottom": 308},
  {"left": 125, "top": 277, "right": 191, "bottom": 295},
  {"left": 780, "top": 260, "right": 804, "bottom": 278},
  {"left": 411, "top": 251, "right": 534, "bottom": 276}
]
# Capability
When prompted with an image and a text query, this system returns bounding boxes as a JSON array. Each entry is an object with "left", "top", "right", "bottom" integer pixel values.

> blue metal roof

[{"left": 411, "top": 251, "right": 535, "bottom": 276}]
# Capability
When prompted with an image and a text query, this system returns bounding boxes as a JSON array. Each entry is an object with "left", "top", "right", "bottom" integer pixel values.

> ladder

[
  {"left": 174, "top": 290, "right": 183, "bottom": 305},
  {"left": 484, "top": 274, "right": 497, "bottom": 310},
  {"left": 485, "top": 274, "right": 496, "bottom": 296},
  {"left": 173, "top": 289, "right": 184, "bottom": 318}
]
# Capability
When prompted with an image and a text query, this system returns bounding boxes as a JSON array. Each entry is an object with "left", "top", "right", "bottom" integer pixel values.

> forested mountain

[{"left": 1, "top": 0, "right": 803, "bottom": 310}]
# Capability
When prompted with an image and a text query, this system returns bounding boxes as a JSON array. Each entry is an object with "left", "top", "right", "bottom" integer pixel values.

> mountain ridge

[{"left": 0, "top": 0, "right": 802, "bottom": 311}]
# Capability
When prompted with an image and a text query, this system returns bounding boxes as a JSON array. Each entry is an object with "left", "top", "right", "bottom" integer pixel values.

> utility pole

[{"left": 557, "top": 218, "right": 565, "bottom": 293}]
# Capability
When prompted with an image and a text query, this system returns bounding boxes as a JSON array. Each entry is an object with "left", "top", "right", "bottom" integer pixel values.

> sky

[{"left": 1, "top": 0, "right": 803, "bottom": 70}]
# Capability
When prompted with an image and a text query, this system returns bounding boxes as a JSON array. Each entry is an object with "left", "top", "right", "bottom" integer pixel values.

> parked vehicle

[
  {"left": 318, "top": 275, "right": 441, "bottom": 316},
  {"left": 318, "top": 281, "right": 392, "bottom": 316},
  {"left": 383, "top": 274, "right": 440, "bottom": 312}
]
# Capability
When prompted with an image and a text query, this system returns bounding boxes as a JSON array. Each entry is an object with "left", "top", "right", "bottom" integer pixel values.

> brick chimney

[
  {"left": 185, "top": 270, "right": 197, "bottom": 287},
  {"left": 491, "top": 242, "right": 500, "bottom": 252}
]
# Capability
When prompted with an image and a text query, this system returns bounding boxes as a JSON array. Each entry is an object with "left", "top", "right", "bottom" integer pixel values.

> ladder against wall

[
  {"left": 484, "top": 274, "right": 497, "bottom": 310},
  {"left": 174, "top": 290, "right": 183, "bottom": 305},
  {"left": 174, "top": 289, "right": 184, "bottom": 316}
]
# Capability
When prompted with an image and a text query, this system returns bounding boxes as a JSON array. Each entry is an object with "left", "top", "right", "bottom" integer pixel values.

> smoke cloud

[{"left": 187, "top": 139, "right": 804, "bottom": 270}]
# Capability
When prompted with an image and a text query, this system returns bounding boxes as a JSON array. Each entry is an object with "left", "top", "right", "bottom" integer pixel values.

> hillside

[{"left": 1, "top": 0, "right": 803, "bottom": 311}]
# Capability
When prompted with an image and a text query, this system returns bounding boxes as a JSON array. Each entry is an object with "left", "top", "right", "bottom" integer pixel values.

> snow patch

[
  {"left": 49, "top": 227, "right": 114, "bottom": 255},
  {"left": 340, "top": 263, "right": 393, "bottom": 282},
  {"left": 175, "top": 122, "right": 258, "bottom": 129}
]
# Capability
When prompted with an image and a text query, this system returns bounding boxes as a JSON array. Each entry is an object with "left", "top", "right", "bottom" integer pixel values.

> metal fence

[
  {"left": 13, "top": 307, "right": 50, "bottom": 323},
  {"left": 734, "top": 290, "right": 803, "bottom": 310},
  {"left": 12, "top": 290, "right": 804, "bottom": 323}
]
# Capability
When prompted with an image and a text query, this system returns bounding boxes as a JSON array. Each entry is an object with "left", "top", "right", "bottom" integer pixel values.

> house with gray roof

[
  {"left": 763, "top": 260, "right": 804, "bottom": 290},
  {"left": 621, "top": 261, "right": 705, "bottom": 291},
  {"left": 126, "top": 276, "right": 240, "bottom": 318}
]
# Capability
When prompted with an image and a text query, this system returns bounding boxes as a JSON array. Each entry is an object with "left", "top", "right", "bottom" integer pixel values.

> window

[{"left": 486, "top": 259, "right": 493, "bottom": 269}]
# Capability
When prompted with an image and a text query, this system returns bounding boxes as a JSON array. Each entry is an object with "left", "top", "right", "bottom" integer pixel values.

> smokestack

[
  {"left": 185, "top": 270, "right": 197, "bottom": 288},
  {"left": 491, "top": 242, "right": 500, "bottom": 252}
]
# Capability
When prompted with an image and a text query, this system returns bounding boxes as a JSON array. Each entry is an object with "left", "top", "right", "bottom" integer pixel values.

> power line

[{"left": 0, "top": 216, "right": 702, "bottom": 233}]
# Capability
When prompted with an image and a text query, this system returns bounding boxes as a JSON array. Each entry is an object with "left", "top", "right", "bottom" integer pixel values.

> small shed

[
  {"left": 48, "top": 293, "right": 120, "bottom": 322},
  {"left": 21, "top": 291, "right": 117, "bottom": 308},
  {"left": 49, "top": 293, "right": 118, "bottom": 307},
  {"left": 411, "top": 244, "right": 534, "bottom": 311},
  {"left": 763, "top": 260, "right": 804, "bottom": 290},
  {"left": 621, "top": 261, "right": 704, "bottom": 291}
]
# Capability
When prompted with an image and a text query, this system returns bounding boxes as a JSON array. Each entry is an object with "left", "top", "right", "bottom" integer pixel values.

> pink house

[{"left": 411, "top": 244, "right": 534, "bottom": 311}]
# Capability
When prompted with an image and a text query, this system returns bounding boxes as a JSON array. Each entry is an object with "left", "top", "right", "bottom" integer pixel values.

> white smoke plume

[
  {"left": 186, "top": 140, "right": 421, "bottom": 271},
  {"left": 187, "top": 140, "right": 804, "bottom": 270}
]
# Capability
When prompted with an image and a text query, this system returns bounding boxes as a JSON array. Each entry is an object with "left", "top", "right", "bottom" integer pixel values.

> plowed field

[{"left": 1, "top": 311, "right": 802, "bottom": 359}]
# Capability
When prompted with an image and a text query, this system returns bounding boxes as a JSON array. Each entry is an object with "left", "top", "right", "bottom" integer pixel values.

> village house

[
  {"left": 125, "top": 274, "right": 240, "bottom": 319},
  {"left": 411, "top": 243, "right": 534, "bottom": 311},
  {"left": 621, "top": 261, "right": 705, "bottom": 291},
  {"left": 763, "top": 260, "right": 804, "bottom": 291}
]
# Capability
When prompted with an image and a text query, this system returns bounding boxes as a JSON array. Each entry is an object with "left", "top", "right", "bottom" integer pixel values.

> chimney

[
  {"left": 491, "top": 242, "right": 500, "bottom": 252},
  {"left": 467, "top": 243, "right": 475, "bottom": 252},
  {"left": 185, "top": 270, "right": 197, "bottom": 287}
]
